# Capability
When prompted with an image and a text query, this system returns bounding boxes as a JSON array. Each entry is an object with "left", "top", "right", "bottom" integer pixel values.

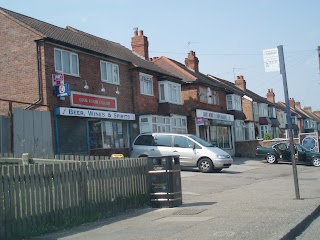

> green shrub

[{"left": 264, "top": 132, "right": 272, "bottom": 140}]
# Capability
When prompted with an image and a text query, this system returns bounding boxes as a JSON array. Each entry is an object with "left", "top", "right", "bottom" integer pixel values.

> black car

[{"left": 256, "top": 142, "right": 320, "bottom": 167}]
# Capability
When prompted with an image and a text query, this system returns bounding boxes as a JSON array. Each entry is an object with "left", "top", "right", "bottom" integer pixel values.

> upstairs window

[
  {"left": 54, "top": 48, "right": 79, "bottom": 76},
  {"left": 199, "top": 87, "right": 219, "bottom": 105},
  {"left": 258, "top": 103, "right": 268, "bottom": 117},
  {"left": 226, "top": 94, "right": 242, "bottom": 111},
  {"left": 159, "top": 81, "right": 182, "bottom": 104},
  {"left": 268, "top": 107, "right": 277, "bottom": 118},
  {"left": 140, "top": 73, "right": 153, "bottom": 96},
  {"left": 100, "top": 61, "right": 119, "bottom": 84}
]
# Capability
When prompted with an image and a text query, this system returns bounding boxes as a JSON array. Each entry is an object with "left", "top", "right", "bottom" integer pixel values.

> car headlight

[{"left": 215, "top": 155, "right": 230, "bottom": 159}]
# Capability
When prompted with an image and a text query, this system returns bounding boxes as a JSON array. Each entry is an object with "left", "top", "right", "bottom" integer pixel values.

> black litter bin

[{"left": 148, "top": 155, "right": 182, "bottom": 208}]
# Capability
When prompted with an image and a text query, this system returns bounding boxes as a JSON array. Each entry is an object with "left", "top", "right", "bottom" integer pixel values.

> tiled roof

[
  {"left": 153, "top": 57, "right": 232, "bottom": 92},
  {"left": 0, "top": 7, "right": 176, "bottom": 77},
  {"left": 208, "top": 75, "right": 246, "bottom": 96}
]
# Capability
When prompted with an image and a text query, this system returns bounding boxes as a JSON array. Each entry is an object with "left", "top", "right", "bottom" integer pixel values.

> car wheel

[
  {"left": 198, "top": 158, "right": 213, "bottom": 173},
  {"left": 311, "top": 157, "right": 320, "bottom": 167},
  {"left": 266, "top": 154, "right": 277, "bottom": 164}
]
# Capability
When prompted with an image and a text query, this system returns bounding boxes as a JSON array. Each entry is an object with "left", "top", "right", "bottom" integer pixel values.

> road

[{"left": 33, "top": 158, "right": 320, "bottom": 240}]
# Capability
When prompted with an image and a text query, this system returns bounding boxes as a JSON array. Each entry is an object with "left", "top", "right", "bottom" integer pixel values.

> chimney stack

[
  {"left": 313, "top": 110, "right": 320, "bottom": 117},
  {"left": 289, "top": 98, "right": 295, "bottom": 109},
  {"left": 131, "top": 28, "right": 149, "bottom": 60},
  {"left": 185, "top": 51, "right": 199, "bottom": 72},
  {"left": 295, "top": 101, "right": 301, "bottom": 109},
  {"left": 266, "top": 88, "right": 275, "bottom": 103},
  {"left": 235, "top": 75, "right": 246, "bottom": 91},
  {"left": 304, "top": 106, "right": 312, "bottom": 112}
]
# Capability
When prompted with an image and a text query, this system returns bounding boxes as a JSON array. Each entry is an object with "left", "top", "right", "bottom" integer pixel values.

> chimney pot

[
  {"left": 139, "top": 30, "right": 143, "bottom": 36},
  {"left": 185, "top": 50, "right": 199, "bottom": 72}
]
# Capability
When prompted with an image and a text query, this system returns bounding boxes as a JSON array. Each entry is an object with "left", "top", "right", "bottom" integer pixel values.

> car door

[
  {"left": 172, "top": 135, "right": 198, "bottom": 167},
  {"left": 295, "top": 145, "right": 307, "bottom": 162},
  {"left": 153, "top": 134, "right": 174, "bottom": 157}
]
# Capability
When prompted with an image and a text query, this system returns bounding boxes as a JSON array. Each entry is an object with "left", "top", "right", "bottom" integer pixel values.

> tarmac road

[{"left": 33, "top": 157, "right": 320, "bottom": 240}]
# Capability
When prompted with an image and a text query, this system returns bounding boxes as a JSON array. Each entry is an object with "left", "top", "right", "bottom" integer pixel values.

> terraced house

[{"left": 0, "top": 8, "right": 187, "bottom": 156}]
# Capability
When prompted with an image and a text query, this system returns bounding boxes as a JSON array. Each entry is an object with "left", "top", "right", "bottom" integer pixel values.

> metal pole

[{"left": 277, "top": 45, "right": 300, "bottom": 200}]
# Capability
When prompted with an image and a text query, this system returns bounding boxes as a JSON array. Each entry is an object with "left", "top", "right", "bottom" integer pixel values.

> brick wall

[
  {"left": 0, "top": 13, "right": 42, "bottom": 115},
  {"left": 242, "top": 98, "right": 253, "bottom": 121},
  {"left": 235, "top": 140, "right": 260, "bottom": 157}
]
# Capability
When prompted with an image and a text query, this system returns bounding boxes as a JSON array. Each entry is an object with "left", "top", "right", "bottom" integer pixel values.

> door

[{"left": 172, "top": 135, "right": 199, "bottom": 167}]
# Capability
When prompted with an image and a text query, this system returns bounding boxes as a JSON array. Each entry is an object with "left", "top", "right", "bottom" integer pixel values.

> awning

[
  {"left": 227, "top": 110, "right": 246, "bottom": 120},
  {"left": 285, "top": 123, "right": 299, "bottom": 131},
  {"left": 157, "top": 102, "right": 189, "bottom": 116},
  {"left": 270, "top": 118, "right": 280, "bottom": 127},
  {"left": 259, "top": 117, "right": 272, "bottom": 125}
]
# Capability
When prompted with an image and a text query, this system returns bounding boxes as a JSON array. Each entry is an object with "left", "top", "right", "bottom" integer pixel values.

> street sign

[{"left": 263, "top": 48, "right": 280, "bottom": 72}]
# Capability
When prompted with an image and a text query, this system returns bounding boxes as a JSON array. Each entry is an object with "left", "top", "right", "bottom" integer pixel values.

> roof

[
  {"left": 152, "top": 56, "right": 232, "bottom": 92},
  {"left": 0, "top": 7, "right": 177, "bottom": 78}
]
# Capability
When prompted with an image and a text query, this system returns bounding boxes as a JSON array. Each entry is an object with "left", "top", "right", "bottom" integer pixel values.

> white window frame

[
  {"left": 100, "top": 60, "right": 120, "bottom": 84},
  {"left": 245, "top": 122, "right": 255, "bottom": 140},
  {"left": 268, "top": 107, "right": 276, "bottom": 118},
  {"left": 140, "top": 73, "right": 153, "bottom": 96},
  {"left": 139, "top": 115, "right": 187, "bottom": 134},
  {"left": 199, "top": 87, "right": 219, "bottom": 105},
  {"left": 259, "top": 103, "right": 268, "bottom": 117},
  {"left": 235, "top": 120, "right": 246, "bottom": 141},
  {"left": 158, "top": 81, "right": 182, "bottom": 104},
  {"left": 54, "top": 48, "right": 79, "bottom": 76},
  {"left": 259, "top": 125, "right": 271, "bottom": 139},
  {"left": 226, "top": 94, "right": 241, "bottom": 111}
]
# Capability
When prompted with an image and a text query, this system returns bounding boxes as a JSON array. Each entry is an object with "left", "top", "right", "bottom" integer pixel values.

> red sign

[
  {"left": 195, "top": 117, "right": 204, "bottom": 125},
  {"left": 71, "top": 91, "right": 117, "bottom": 111},
  {"left": 52, "top": 73, "right": 64, "bottom": 86}
]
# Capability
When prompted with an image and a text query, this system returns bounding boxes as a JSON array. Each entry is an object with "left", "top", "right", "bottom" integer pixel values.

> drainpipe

[
  {"left": 129, "top": 68, "right": 137, "bottom": 149},
  {"left": 26, "top": 39, "right": 43, "bottom": 109}
]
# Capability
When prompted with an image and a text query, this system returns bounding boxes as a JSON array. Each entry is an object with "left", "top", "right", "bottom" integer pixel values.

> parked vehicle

[
  {"left": 256, "top": 142, "right": 320, "bottom": 167},
  {"left": 130, "top": 133, "right": 233, "bottom": 173}
]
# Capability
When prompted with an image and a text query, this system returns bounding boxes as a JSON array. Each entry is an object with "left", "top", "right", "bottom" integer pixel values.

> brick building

[{"left": 0, "top": 8, "right": 187, "bottom": 156}]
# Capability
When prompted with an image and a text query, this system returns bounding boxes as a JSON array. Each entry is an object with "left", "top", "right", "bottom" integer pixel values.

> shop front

[
  {"left": 195, "top": 109, "right": 235, "bottom": 156},
  {"left": 54, "top": 92, "right": 135, "bottom": 157}
]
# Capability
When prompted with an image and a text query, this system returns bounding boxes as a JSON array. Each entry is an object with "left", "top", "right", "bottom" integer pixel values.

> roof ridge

[
  {"left": 162, "top": 57, "right": 197, "bottom": 81},
  {"left": 0, "top": 7, "right": 44, "bottom": 38}
]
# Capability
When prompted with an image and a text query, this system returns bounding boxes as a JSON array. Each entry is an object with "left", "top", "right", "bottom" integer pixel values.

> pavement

[{"left": 33, "top": 157, "right": 320, "bottom": 240}]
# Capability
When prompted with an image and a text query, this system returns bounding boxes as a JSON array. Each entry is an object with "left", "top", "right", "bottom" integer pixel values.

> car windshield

[{"left": 188, "top": 134, "right": 214, "bottom": 147}]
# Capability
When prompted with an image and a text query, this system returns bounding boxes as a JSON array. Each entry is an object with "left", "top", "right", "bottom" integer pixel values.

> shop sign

[
  {"left": 71, "top": 91, "right": 117, "bottom": 111},
  {"left": 52, "top": 73, "right": 64, "bottom": 86},
  {"left": 54, "top": 107, "right": 135, "bottom": 120},
  {"left": 195, "top": 117, "right": 204, "bottom": 125},
  {"left": 196, "top": 109, "right": 234, "bottom": 122},
  {"left": 55, "top": 84, "right": 70, "bottom": 97}
]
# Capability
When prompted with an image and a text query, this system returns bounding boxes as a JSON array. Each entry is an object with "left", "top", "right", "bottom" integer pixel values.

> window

[
  {"left": 158, "top": 81, "right": 182, "bottom": 104},
  {"left": 226, "top": 94, "right": 242, "bottom": 111},
  {"left": 174, "top": 136, "right": 193, "bottom": 148},
  {"left": 199, "top": 87, "right": 219, "bottom": 105},
  {"left": 253, "top": 102, "right": 258, "bottom": 116},
  {"left": 54, "top": 48, "right": 79, "bottom": 76},
  {"left": 140, "top": 73, "right": 153, "bottom": 95},
  {"left": 245, "top": 122, "right": 255, "bottom": 140},
  {"left": 235, "top": 120, "right": 246, "bottom": 141},
  {"left": 268, "top": 107, "right": 276, "bottom": 118},
  {"left": 259, "top": 125, "right": 270, "bottom": 139},
  {"left": 154, "top": 135, "right": 172, "bottom": 147},
  {"left": 139, "top": 115, "right": 187, "bottom": 134},
  {"left": 100, "top": 61, "right": 119, "bottom": 84},
  {"left": 259, "top": 103, "right": 268, "bottom": 117},
  {"left": 88, "top": 120, "right": 129, "bottom": 149},
  {"left": 209, "top": 126, "right": 231, "bottom": 148},
  {"left": 134, "top": 135, "right": 154, "bottom": 146}
]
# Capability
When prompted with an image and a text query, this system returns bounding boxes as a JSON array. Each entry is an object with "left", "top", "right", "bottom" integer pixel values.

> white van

[{"left": 130, "top": 133, "right": 233, "bottom": 173}]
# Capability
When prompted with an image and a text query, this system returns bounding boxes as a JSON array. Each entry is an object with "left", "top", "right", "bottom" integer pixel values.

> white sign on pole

[{"left": 263, "top": 48, "right": 280, "bottom": 72}]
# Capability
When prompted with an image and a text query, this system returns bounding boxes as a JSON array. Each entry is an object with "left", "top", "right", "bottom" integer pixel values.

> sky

[{"left": 1, "top": 0, "right": 320, "bottom": 111}]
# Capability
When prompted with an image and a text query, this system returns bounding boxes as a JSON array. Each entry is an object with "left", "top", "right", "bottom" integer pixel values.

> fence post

[{"left": 22, "top": 153, "right": 30, "bottom": 165}]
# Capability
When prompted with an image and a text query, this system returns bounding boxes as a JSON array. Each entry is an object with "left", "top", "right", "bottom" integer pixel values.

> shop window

[
  {"left": 88, "top": 120, "right": 129, "bottom": 149},
  {"left": 209, "top": 126, "right": 231, "bottom": 149}
]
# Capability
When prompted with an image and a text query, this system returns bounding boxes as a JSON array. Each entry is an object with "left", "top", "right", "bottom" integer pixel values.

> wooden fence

[{"left": 0, "top": 157, "right": 149, "bottom": 240}]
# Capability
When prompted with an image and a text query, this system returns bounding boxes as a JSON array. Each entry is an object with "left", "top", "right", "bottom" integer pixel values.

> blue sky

[{"left": 1, "top": 0, "right": 320, "bottom": 111}]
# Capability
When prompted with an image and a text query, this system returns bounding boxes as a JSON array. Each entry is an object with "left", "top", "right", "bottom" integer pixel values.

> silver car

[{"left": 130, "top": 133, "right": 233, "bottom": 173}]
